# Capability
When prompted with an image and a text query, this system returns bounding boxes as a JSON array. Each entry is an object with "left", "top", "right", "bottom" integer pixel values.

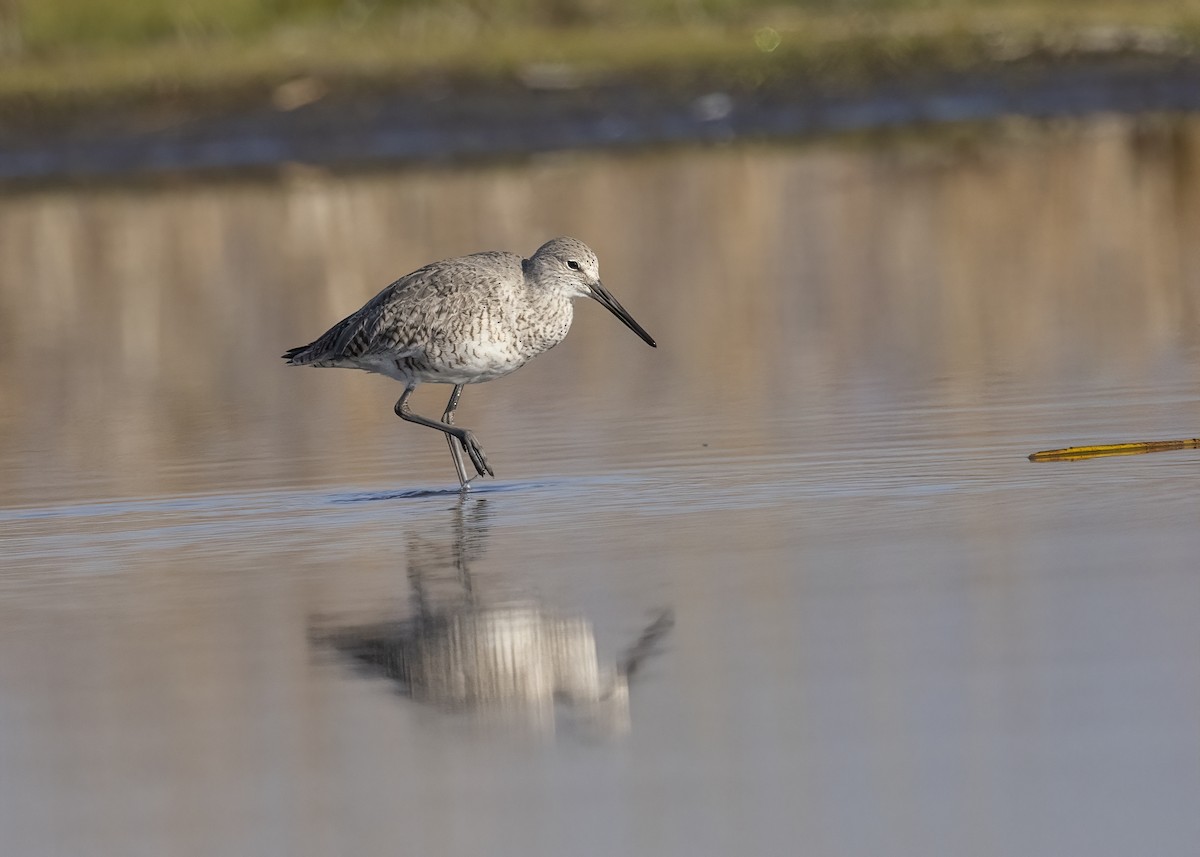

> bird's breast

[
  {"left": 404, "top": 294, "right": 574, "bottom": 385},
  {"left": 516, "top": 299, "right": 573, "bottom": 354}
]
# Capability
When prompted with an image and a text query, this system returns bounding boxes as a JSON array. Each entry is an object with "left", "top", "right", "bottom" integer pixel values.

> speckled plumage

[{"left": 284, "top": 237, "right": 656, "bottom": 489}]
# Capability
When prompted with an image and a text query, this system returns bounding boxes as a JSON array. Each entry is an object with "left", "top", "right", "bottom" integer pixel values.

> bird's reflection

[{"left": 317, "top": 497, "right": 672, "bottom": 737}]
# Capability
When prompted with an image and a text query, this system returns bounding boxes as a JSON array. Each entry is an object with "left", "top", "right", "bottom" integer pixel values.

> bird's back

[{"left": 284, "top": 250, "right": 525, "bottom": 372}]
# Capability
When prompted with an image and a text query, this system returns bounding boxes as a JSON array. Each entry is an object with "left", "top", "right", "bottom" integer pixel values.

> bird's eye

[{"left": 567, "top": 260, "right": 581, "bottom": 271}]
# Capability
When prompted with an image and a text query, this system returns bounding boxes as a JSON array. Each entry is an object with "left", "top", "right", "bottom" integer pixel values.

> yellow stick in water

[{"left": 1028, "top": 438, "right": 1200, "bottom": 462}]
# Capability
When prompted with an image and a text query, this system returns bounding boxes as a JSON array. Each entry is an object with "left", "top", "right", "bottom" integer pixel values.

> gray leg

[
  {"left": 394, "top": 385, "right": 493, "bottom": 486},
  {"left": 442, "top": 384, "right": 472, "bottom": 489}
]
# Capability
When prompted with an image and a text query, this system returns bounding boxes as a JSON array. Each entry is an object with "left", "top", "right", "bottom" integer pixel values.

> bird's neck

[{"left": 519, "top": 283, "right": 574, "bottom": 352}]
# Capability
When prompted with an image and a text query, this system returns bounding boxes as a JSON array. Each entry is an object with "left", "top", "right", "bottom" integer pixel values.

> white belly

[{"left": 426, "top": 337, "right": 530, "bottom": 384}]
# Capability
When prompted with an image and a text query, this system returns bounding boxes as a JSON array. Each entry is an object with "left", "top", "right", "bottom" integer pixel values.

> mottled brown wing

[{"left": 283, "top": 251, "right": 519, "bottom": 366}]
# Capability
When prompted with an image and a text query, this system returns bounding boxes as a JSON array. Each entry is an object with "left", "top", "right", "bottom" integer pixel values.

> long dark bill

[{"left": 590, "top": 281, "right": 657, "bottom": 348}]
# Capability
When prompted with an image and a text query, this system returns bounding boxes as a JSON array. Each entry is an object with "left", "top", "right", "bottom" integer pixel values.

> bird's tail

[
  {"left": 281, "top": 342, "right": 318, "bottom": 364},
  {"left": 283, "top": 310, "right": 363, "bottom": 366},
  {"left": 282, "top": 325, "right": 346, "bottom": 365}
]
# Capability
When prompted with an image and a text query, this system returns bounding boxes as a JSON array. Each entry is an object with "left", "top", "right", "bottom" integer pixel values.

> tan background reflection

[{"left": 2, "top": 115, "right": 1199, "bottom": 502}]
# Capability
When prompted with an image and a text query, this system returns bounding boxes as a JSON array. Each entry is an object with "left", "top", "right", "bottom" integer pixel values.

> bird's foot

[{"left": 458, "top": 430, "right": 494, "bottom": 479}]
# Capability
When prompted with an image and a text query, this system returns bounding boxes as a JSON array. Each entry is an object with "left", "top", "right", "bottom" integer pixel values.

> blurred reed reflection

[
  {"left": 2, "top": 114, "right": 1199, "bottom": 503},
  {"left": 316, "top": 497, "right": 673, "bottom": 737}
]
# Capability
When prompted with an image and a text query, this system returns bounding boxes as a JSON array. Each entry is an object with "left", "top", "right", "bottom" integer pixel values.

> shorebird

[{"left": 283, "top": 237, "right": 656, "bottom": 489}]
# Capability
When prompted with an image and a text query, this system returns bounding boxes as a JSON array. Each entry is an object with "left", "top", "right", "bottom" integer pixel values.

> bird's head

[{"left": 527, "top": 237, "right": 656, "bottom": 348}]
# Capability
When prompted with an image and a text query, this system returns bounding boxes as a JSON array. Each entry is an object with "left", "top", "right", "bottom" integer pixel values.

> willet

[{"left": 283, "top": 237, "right": 656, "bottom": 489}]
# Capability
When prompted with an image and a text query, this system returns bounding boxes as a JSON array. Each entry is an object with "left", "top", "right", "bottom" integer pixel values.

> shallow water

[{"left": 2, "top": 115, "right": 1200, "bottom": 856}]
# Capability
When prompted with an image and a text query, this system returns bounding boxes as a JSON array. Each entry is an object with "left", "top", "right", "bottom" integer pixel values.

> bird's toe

[{"left": 459, "top": 431, "right": 493, "bottom": 478}]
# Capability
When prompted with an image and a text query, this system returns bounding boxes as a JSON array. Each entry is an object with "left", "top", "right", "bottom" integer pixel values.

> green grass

[
  {"left": 2, "top": 1, "right": 1200, "bottom": 122},
  {"left": 0, "top": 2, "right": 1015, "bottom": 52},
  {"left": 6, "top": 0, "right": 1199, "bottom": 54}
]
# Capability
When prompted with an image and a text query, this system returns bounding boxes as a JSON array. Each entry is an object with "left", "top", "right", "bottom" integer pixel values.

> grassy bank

[{"left": 2, "top": 1, "right": 1199, "bottom": 125}]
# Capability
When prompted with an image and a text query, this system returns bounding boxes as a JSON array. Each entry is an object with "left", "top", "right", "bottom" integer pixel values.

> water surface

[{"left": 2, "top": 115, "right": 1199, "bottom": 856}]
